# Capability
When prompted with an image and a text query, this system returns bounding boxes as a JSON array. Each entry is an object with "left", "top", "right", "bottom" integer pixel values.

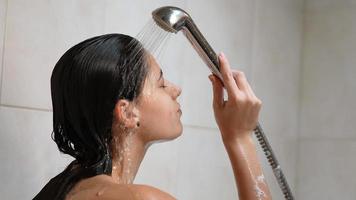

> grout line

[
  {"left": 182, "top": 123, "right": 218, "bottom": 131},
  {"left": 0, "top": 103, "right": 222, "bottom": 131},
  {"left": 294, "top": 0, "right": 308, "bottom": 198},
  {"left": 0, "top": 103, "right": 52, "bottom": 112},
  {"left": 0, "top": 104, "right": 220, "bottom": 132},
  {"left": 0, "top": 0, "right": 9, "bottom": 103},
  {"left": 299, "top": 137, "right": 356, "bottom": 142}
]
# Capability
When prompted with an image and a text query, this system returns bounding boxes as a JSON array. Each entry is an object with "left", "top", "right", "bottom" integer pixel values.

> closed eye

[
  {"left": 158, "top": 69, "right": 168, "bottom": 88},
  {"left": 160, "top": 79, "right": 167, "bottom": 88}
]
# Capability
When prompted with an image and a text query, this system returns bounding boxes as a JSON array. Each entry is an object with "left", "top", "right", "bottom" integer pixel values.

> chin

[
  {"left": 165, "top": 127, "right": 183, "bottom": 141},
  {"left": 150, "top": 123, "right": 183, "bottom": 142},
  {"left": 173, "top": 125, "right": 184, "bottom": 139},
  {"left": 151, "top": 131, "right": 182, "bottom": 145}
]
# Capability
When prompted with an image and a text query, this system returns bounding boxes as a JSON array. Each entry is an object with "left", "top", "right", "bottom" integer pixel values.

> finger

[
  {"left": 232, "top": 70, "right": 254, "bottom": 98},
  {"left": 237, "top": 71, "right": 258, "bottom": 99},
  {"left": 218, "top": 52, "right": 241, "bottom": 100},
  {"left": 209, "top": 74, "right": 224, "bottom": 108},
  {"left": 245, "top": 81, "right": 258, "bottom": 99}
]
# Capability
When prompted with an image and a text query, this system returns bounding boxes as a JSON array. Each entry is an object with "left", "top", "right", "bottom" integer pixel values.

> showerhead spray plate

[{"left": 152, "top": 6, "right": 223, "bottom": 81}]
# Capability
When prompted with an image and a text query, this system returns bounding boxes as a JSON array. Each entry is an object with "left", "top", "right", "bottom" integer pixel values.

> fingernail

[
  {"left": 208, "top": 75, "right": 214, "bottom": 83},
  {"left": 219, "top": 52, "right": 225, "bottom": 60}
]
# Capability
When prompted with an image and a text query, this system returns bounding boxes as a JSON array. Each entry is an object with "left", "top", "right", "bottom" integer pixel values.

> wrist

[{"left": 222, "top": 132, "right": 254, "bottom": 148}]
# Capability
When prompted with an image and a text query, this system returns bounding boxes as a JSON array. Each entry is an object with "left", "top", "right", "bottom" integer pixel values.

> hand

[{"left": 208, "top": 52, "right": 262, "bottom": 142}]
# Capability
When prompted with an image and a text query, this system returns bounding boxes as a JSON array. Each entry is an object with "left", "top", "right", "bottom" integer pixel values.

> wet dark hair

[{"left": 33, "top": 33, "right": 148, "bottom": 200}]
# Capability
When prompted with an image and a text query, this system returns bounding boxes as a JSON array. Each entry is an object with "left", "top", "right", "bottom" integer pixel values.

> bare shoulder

[
  {"left": 67, "top": 179, "right": 176, "bottom": 200},
  {"left": 97, "top": 183, "right": 176, "bottom": 200},
  {"left": 127, "top": 184, "right": 176, "bottom": 200}
]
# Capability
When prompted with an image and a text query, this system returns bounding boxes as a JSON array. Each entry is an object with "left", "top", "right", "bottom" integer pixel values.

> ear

[{"left": 113, "top": 99, "right": 140, "bottom": 129}]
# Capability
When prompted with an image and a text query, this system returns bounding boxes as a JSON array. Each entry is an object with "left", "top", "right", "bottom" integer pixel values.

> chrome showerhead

[
  {"left": 152, "top": 6, "right": 223, "bottom": 80},
  {"left": 152, "top": 6, "right": 190, "bottom": 33}
]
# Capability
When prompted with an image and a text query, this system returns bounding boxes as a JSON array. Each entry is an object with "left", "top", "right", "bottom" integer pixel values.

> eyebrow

[{"left": 157, "top": 69, "right": 163, "bottom": 81}]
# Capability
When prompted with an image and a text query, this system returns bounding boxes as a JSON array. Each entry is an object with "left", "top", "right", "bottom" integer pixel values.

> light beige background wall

[
  {"left": 1, "top": 0, "right": 354, "bottom": 199},
  {"left": 296, "top": 0, "right": 356, "bottom": 199}
]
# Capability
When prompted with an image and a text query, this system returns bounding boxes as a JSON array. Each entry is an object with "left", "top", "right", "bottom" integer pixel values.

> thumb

[{"left": 209, "top": 74, "right": 224, "bottom": 108}]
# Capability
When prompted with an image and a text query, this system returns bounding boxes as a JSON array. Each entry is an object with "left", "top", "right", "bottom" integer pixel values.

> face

[{"left": 135, "top": 54, "right": 183, "bottom": 144}]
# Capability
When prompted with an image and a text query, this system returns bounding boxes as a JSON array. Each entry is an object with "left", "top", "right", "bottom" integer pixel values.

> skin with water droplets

[
  {"left": 237, "top": 142, "right": 267, "bottom": 200},
  {"left": 96, "top": 187, "right": 106, "bottom": 197}
]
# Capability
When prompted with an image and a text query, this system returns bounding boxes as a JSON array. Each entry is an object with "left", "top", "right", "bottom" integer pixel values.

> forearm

[{"left": 223, "top": 133, "right": 272, "bottom": 200}]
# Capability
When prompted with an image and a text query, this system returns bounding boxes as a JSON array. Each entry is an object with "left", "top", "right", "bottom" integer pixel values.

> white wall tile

[
  {"left": 296, "top": 140, "right": 356, "bottom": 200},
  {"left": 306, "top": 0, "right": 356, "bottom": 12},
  {"left": 297, "top": 1, "right": 356, "bottom": 198},
  {"left": 174, "top": 126, "right": 237, "bottom": 200},
  {"left": 103, "top": 0, "right": 187, "bottom": 35},
  {"left": 1, "top": 0, "right": 107, "bottom": 109},
  {"left": 0, "top": 106, "right": 73, "bottom": 199},
  {"left": 0, "top": 0, "right": 6, "bottom": 99},
  {"left": 251, "top": 0, "right": 304, "bottom": 140},
  {"left": 300, "top": 5, "right": 356, "bottom": 139}
]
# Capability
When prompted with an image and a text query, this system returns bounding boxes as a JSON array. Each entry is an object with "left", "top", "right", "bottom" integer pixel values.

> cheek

[
  {"left": 142, "top": 88, "right": 172, "bottom": 113},
  {"left": 141, "top": 95, "right": 177, "bottom": 126},
  {"left": 150, "top": 97, "right": 175, "bottom": 120}
]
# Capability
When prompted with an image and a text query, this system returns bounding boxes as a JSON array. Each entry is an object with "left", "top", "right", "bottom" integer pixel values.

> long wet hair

[{"left": 33, "top": 33, "right": 148, "bottom": 200}]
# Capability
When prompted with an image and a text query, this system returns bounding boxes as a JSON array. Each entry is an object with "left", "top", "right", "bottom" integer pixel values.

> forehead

[{"left": 146, "top": 53, "right": 161, "bottom": 76}]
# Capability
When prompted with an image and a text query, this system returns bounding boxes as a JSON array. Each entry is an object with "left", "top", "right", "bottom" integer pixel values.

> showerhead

[
  {"left": 152, "top": 6, "right": 189, "bottom": 33},
  {"left": 152, "top": 6, "right": 223, "bottom": 80}
]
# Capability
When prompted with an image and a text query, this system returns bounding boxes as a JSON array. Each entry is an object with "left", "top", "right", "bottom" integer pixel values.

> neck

[{"left": 110, "top": 131, "right": 151, "bottom": 184}]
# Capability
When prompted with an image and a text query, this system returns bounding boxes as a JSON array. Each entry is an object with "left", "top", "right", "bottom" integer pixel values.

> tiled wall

[
  {"left": 251, "top": 0, "right": 304, "bottom": 197},
  {"left": 0, "top": 0, "right": 304, "bottom": 199},
  {"left": 0, "top": 0, "right": 6, "bottom": 97},
  {"left": 296, "top": 0, "right": 356, "bottom": 199},
  {"left": 0, "top": 106, "right": 73, "bottom": 199}
]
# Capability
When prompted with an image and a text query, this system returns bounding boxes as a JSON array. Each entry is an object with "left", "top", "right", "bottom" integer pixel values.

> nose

[
  {"left": 174, "top": 85, "right": 182, "bottom": 99},
  {"left": 166, "top": 80, "right": 182, "bottom": 100},
  {"left": 170, "top": 83, "right": 182, "bottom": 100}
]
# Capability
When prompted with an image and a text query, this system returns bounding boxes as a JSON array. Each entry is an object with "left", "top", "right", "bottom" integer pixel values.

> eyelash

[{"left": 160, "top": 80, "right": 167, "bottom": 88}]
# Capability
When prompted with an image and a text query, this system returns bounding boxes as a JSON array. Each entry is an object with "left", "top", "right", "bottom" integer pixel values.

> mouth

[
  {"left": 177, "top": 104, "right": 182, "bottom": 112},
  {"left": 177, "top": 108, "right": 182, "bottom": 115},
  {"left": 177, "top": 104, "right": 181, "bottom": 112}
]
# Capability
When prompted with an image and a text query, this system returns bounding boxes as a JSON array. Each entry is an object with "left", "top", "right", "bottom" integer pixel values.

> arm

[
  {"left": 223, "top": 134, "right": 271, "bottom": 200},
  {"left": 208, "top": 52, "right": 272, "bottom": 199}
]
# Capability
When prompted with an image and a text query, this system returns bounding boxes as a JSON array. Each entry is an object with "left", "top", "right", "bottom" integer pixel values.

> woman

[{"left": 34, "top": 33, "right": 271, "bottom": 200}]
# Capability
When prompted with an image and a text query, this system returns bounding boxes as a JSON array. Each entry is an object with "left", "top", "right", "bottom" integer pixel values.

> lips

[
  {"left": 177, "top": 104, "right": 181, "bottom": 113},
  {"left": 177, "top": 104, "right": 181, "bottom": 112},
  {"left": 177, "top": 108, "right": 182, "bottom": 115}
]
